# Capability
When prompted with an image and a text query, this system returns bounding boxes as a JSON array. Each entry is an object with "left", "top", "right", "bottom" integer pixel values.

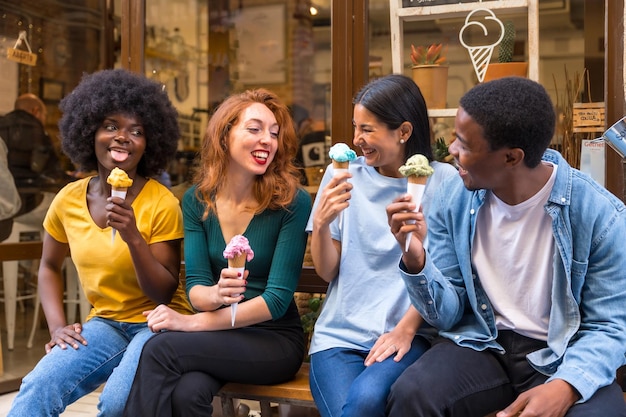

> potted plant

[
  {"left": 433, "top": 136, "right": 454, "bottom": 163},
  {"left": 410, "top": 43, "right": 449, "bottom": 109},
  {"left": 300, "top": 295, "right": 323, "bottom": 361},
  {"left": 484, "top": 20, "right": 528, "bottom": 82}
]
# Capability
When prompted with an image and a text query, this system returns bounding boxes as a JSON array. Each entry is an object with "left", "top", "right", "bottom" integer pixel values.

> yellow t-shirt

[{"left": 44, "top": 177, "right": 192, "bottom": 322}]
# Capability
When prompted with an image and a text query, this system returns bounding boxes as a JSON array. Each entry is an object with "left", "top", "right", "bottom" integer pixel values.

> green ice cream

[{"left": 399, "top": 154, "right": 433, "bottom": 178}]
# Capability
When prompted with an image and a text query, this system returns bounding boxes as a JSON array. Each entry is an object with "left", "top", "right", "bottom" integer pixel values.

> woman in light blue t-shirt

[{"left": 306, "top": 74, "right": 457, "bottom": 417}]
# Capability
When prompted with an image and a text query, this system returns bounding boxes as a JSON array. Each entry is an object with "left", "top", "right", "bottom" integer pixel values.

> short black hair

[
  {"left": 353, "top": 74, "right": 433, "bottom": 161},
  {"left": 459, "top": 77, "right": 555, "bottom": 168},
  {"left": 58, "top": 69, "right": 179, "bottom": 176}
]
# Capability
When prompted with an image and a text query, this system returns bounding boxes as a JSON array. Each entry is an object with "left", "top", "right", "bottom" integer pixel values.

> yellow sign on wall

[
  {"left": 573, "top": 102, "right": 605, "bottom": 133},
  {"left": 6, "top": 30, "right": 37, "bottom": 67},
  {"left": 7, "top": 47, "right": 37, "bottom": 66}
]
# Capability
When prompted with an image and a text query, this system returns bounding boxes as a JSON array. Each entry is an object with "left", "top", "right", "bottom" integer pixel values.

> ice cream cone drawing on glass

[
  {"left": 459, "top": 8, "right": 505, "bottom": 83},
  {"left": 399, "top": 154, "right": 433, "bottom": 252},
  {"left": 223, "top": 235, "right": 255, "bottom": 326},
  {"left": 106, "top": 167, "right": 133, "bottom": 244}
]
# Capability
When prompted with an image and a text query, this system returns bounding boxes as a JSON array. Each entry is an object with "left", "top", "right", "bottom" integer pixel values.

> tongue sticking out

[{"left": 111, "top": 149, "right": 129, "bottom": 162}]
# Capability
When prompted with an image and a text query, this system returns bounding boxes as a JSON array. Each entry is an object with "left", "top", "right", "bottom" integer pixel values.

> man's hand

[
  {"left": 386, "top": 194, "right": 427, "bottom": 272},
  {"left": 496, "top": 379, "right": 579, "bottom": 417}
]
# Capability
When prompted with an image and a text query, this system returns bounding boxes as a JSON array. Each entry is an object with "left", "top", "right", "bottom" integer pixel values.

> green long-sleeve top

[{"left": 182, "top": 186, "right": 311, "bottom": 319}]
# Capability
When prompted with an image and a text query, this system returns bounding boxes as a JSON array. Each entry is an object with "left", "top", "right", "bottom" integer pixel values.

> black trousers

[
  {"left": 387, "top": 331, "right": 626, "bottom": 417},
  {"left": 123, "top": 302, "right": 305, "bottom": 417}
]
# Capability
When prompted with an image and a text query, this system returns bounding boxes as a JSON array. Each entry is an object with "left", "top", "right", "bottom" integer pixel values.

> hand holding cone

[
  {"left": 398, "top": 155, "right": 433, "bottom": 252},
  {"left": 223, "top": 235, "right": 254, "bottom": 326},
  {"left": 107, "top": 167, "right": 133, "bottom": 244},
  {"left": 328, "top": 143, "right": 356, "bottom": 227}
]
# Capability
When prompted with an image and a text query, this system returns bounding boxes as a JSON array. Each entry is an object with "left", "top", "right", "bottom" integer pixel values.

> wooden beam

[
  {"left": 604, "top": 0, "right": 626, "bottom": 201},
  {"left": 331, "top": 0, "right": 369, "bottom": 146},
  {"left": 119, "top": 0, "right": 145, "bottom": 74},
  {"left": 0, "top": 241, "right": 42, "bottom": 262}
]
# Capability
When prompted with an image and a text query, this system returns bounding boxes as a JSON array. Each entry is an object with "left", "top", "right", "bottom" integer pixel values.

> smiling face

[
  {"left": 448, "top": 107, "right": 509, "bottom": 192},
  {"left": 352, "top": 103, "right": 405, "bottom": 178},
  {"left": 227, "top": 102, "right": 279, "bottom": 177},
  {"left": 95, "top": 113, "right": 146, "bottom": 175}
]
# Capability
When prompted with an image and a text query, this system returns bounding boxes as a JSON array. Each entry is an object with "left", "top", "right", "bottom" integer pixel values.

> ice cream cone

[
  {"left": 399, "top": 155, "right": 433, "bottom": 252},
  {"left": 110, "top": 187, "right": 128, "bottom": 243},
  {"left": 223, "top": 235, "right": 254, "bottom": 327},
  {"left": 332, "top": 160, "right": 349, "bottom": 170},
  {"left": 228, "top": 253, "right": 246, "bottom": 269},
  {"left": 228, "top": 258, "right": 245, "bottom": 327},
  {"left": 329, "top": 143, "right": 356, "bottom": 175},
  {"left": 405, "top": 180, "right": 427, "bottom": 252},
  {"left": 408, "top": 175, "right": 429, "bottom": 185},
  {"left": 107, "top": 168, "right": 133, "bottom": 244}
]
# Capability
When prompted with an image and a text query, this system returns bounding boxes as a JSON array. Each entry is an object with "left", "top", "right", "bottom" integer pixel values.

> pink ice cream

[
  {"left": 224, "top": 235, "right": 254, "bottom": 327},
  {"left": 223, "top": 235, "right": 255, "bottom": 265}
]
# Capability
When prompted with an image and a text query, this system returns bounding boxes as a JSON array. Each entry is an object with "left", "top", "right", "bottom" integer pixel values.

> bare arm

[
  {"left": 310, "top": 171, "right": 352, "bottom": 281},
  {"left": 144, "top": 295, "right": 273, "bottom": 332},
  {"left": 39, "top": 232, "right": 87, "bottom": 352},
  {"left": 108, "top": 196, "right": 180, "bottom": 304}
]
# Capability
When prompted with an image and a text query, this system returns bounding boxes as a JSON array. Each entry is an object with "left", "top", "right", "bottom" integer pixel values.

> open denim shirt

[{"left": 400, "top": 149, "right": 626, "bottom": 402}]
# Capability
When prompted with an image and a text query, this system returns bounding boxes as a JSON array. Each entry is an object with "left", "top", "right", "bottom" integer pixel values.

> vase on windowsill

[
  {"left": 411, "top": 64, "right": 449, "bottom": 109},
  {"left": 410, "top": 43, "right": 449, "bottom": 109}
]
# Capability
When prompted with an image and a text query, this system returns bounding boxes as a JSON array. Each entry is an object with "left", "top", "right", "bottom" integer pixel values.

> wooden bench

[{"left": 219, "top": 266, "right": 327, "bottom": 417}]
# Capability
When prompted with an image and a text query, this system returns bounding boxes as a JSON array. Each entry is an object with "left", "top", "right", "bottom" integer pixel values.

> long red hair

[{"left": 194, "top": 89, "right": 301, "bottom": 218}]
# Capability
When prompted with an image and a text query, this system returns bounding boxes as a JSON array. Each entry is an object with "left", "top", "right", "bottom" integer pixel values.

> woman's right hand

[
  {"left": 216, "top": 267, "right": 249, "bottom": 306},
  {"left": 313, "top": 171, "right": 353, "bottom": 228},
  {"left": 45, "top": 323, "right": 87, "bottom": 353}
]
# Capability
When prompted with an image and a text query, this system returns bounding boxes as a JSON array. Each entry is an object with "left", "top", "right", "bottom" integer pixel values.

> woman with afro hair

[{"left": 8, "top": 68, "right": 193, "bottom": 417}]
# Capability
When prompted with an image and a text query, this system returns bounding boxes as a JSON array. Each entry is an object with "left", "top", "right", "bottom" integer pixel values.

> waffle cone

[
  {"left": 228, "top": 254, "right": 247, "bottom": 268},
  {"left": 408, "top": 175, "right": 429, "bottom": 185},
  {"left": 332, "top": 160, "right": 349, "bottom": 169}
]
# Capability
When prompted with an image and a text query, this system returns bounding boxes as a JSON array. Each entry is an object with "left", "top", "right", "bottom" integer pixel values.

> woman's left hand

[
  {"left": 364, "top": 328, "right": 413, "bottom": 366},
  {"left": 144, "top": 304, "right": 188, "bottom": 332}
]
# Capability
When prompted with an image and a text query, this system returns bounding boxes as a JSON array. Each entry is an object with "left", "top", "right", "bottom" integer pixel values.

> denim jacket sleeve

[{"left": 398, "top": 174, "right": 477, "bottom": 332}]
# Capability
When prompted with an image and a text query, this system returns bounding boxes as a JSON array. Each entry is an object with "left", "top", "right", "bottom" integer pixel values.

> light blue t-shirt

[{"left": 305, "top": 156, "right": 457, "bottom": 354}]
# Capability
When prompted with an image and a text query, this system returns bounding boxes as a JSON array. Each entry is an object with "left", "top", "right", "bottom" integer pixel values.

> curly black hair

[
  {"left": 459, "top": 77, "right": 555, "bottom": 168},
  {"left": 58, "top": 69, "right": 180, "bottom": 177}
]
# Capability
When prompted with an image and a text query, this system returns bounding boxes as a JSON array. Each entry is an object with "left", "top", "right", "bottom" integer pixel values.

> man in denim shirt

[{"left": 386, "top": 77, "right": 626, "bottom": 417}]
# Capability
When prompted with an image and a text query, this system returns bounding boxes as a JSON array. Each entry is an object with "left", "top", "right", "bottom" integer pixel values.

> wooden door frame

[
  {"left": 605, "top": 0, "right": 626, "bottom": 201},
  {"left": 331, "top": 0, "right": 369, "bottom": 145}
]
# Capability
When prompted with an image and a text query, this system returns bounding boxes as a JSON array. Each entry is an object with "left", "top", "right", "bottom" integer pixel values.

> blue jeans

[
  {"left": 309, "top": 336, "right": 429, "bottom": 417},
  {"left": 8, "top": 317, "right": 153, "bottom": 417}
]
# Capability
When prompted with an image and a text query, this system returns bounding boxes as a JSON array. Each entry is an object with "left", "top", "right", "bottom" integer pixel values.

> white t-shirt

[{"left": 472, "top": 162, "right": 557, "bottom": 340}]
